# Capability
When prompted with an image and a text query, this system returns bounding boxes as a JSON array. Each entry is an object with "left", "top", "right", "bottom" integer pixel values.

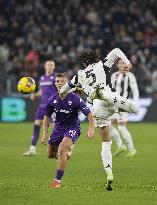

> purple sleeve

[
  {"left": 45, "top": 97, "right": 54, "bottom": 116},
  {"left": 75, "top": 95, "right": 91, "bottom": 116}
]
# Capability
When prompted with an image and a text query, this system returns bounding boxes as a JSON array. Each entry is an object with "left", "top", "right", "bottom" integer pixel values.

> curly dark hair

[{"left": 78, "top": 49, "right": 101, "bottom": 67}]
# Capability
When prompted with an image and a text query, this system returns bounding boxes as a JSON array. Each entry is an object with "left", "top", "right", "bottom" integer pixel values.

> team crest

[
  {"left": 68, "top": 101, "right": 72, "bottom": 105},
  {"left": 53, "top": 100, "right": 58, "bottom": 104}
]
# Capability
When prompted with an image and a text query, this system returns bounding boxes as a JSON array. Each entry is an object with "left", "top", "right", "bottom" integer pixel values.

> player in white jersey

[
  {"left": 60, "top": 48, "right": 139, "bottom": 191},
  {"left": 110, "top": 59, "right": 139, "bottom": 157}
]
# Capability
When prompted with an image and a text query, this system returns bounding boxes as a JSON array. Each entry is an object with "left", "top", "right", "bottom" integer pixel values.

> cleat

[
  {"left": 113, "top": 145, "right": 127, "bottom": 156},
  {"left": 106, "top": 172, "right": 113, "bottom": 191},
  {"left": 23, "top": 146, "right": 36, "bottom": 156},
  {"left": 50, "top": 180, "right": 61, "bottom": 189},
  {"left": 126, "top": 149, "right": 137, "bottom": 157},
  {"left": 23, "top": 149, "right": 36, "bottom": 156}
]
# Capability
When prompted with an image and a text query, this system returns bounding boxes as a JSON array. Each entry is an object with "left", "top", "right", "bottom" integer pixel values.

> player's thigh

[
  {"left": 47, "top": 144, "right": 58, "bottom": 158},
  {"left": 98, "top": 126, "right": 111, "bottom": 142},
  {"left": 110, "top": 113, "right": 118, "bottom": 125},
  {"left": 92, "top": 99, "right": 112, "bottom": 128},
  {"left": 118, "top": 121, "right": 127, "bottom": 126},
  {"left": 58, "top": 137, "right": 73, "bottom": 153},
  {"left": 92, "top": 99, "right": 116, "bottom": 119}
]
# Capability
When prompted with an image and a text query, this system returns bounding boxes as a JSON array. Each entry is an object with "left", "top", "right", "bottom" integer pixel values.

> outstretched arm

[
  {"left": 104, "top": 48, "right": 131, "bottom": 68},
  {"left": 60, "top": 83, "right": 72, "bottom": 94},
  {"left": 30, "top": 90, "right": 42, "bottom": 100},
  {"left": 60, "top": 74, "right": 79, "bottom": 98}
]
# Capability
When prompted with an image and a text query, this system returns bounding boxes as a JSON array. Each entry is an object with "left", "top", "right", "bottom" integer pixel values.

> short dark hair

[
  {"left": 78, "top": 49, "right": 101, "bottom": 66},
  {"left": 55, "top": 72, "right": 68, "bottom": 78}
]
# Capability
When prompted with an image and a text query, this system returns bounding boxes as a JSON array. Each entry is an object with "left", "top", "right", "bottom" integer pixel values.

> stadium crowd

[{"left": 0, "top": 0, "right": 157, "bottom": 95}]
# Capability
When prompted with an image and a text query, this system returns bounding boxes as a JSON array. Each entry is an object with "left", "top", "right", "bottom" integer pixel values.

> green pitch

[{"left": 0, "top": 123, "right": 157, "bottom": 205}]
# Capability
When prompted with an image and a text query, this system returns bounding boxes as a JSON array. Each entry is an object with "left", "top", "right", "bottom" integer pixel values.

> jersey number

[{"left": 85, "top": 70, "right": 96, "bottom": 86}]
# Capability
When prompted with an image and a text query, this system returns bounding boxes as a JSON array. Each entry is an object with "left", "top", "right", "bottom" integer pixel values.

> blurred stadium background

[
  {"left": 1, "top": 1, "right": 157, "bottom": 205},
  {"left": 0, "top": 0, "right": 157, "bottom": 122}
]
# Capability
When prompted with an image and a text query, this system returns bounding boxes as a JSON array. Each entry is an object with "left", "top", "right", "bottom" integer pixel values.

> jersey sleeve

[
  {"left": 45, "top": 97, "right": 54, "bottom": 116},
  {"left": 68, "top": 73, "right": 79, "bottom": 88},
  {"left": 60, "top": 74, "right": 79, "bottom": 94},
  {"left": 74, "top": 95, "right": 91, "bottom": 116},
  {"left": 104, "top": 48, "right": 130, "bottom": 68}
]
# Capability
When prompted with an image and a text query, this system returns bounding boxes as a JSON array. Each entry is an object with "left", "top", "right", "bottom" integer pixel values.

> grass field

[{"left": 0, "top": 122, "right": 157, "bottom": 205}]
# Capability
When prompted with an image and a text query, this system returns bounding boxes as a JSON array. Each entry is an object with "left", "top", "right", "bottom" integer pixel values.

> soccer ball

[{"left": 17, "top": 77, "right": 36, "bottom": 94}]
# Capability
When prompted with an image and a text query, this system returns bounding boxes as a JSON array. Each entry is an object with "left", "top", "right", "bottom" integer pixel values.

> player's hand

[
  {"left": 125, "top": 63, "right": 132, "bottom": 71},
  {"left": 122, "top": 63, "right": 132, "bottom": 73},
  {"left": 30, "top": 94, "right": 36, "bottom": 100},
  {"left": 41, "top": 136, "right": 47, "bottom": 145},
  {"left": 86, "top": 129, "right": 94, "bottom": 140}
]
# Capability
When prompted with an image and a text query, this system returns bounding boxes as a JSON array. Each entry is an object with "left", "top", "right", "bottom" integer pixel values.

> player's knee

[
  {"left": 58, "top": 145, "right": 68, "bottom": 156},
  {"left": 48, "top": 152, "right": 57, "bottom": 159},
  {"left": 99, "top": 126, "right": 111, "bottom": 141},
  {"left": 58, "top": 146, "right": 65, "bottom": 155}
]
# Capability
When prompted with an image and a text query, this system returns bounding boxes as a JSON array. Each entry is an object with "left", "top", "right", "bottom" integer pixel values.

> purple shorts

[
  {"left": 48, "top": 127, "right": 81, "bottom": 146},
  {"left": 35, "top": 105, "right": 55, "bottom": 123}
]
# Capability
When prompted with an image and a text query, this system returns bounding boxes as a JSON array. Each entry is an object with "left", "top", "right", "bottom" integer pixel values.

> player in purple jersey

[
  {"left": 23, "top": 60, "right": 56, "bottom": 156},
  {"left": 41, "top": 73, "right": 94, "bottom": 189}
]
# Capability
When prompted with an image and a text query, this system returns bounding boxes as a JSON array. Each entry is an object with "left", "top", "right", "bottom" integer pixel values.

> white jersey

[
  {"left": 69, "top": 60, "right": 107, "bottom": 97},
  {"left": 111, "top": 71, "right": 139, "bottom": 105},
  {"left": 60, "top": 48, "right": 130, "bottom": 99}
]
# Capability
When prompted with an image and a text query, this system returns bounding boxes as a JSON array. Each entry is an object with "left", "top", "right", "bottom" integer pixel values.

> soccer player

[
  {"left": 60, "top": 48, "right": 139, "bottom": 191},
  {"left": 41, "top": 72, "right": 94, "bottom": 189},
  {"left": 110, "top": 59, "right": 139, "bottom": 157},
  {"left": 23, "top": 60, "right": 56, "bottom": 156}
]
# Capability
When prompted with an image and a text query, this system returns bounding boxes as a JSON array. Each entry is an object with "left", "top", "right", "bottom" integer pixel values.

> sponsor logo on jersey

[
  {"left": 53, "top": 100, "right": 58, "bottom": 104},
  {"left": 60, "top": 109, "right": 70, "bottom": 114},
  {"left": 40, "top": 81, "right": 53, "bottom": 86}
]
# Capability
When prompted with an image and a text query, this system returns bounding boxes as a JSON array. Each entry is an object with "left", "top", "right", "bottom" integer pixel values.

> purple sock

[
  {"left": 55, "top": 170, "right": 64, "bottom": 181},
  {"left": 31, "top": 125, "right": 40, "bottom": 146}
]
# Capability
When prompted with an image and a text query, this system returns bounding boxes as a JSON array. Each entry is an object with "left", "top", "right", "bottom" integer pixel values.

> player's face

[
  {"left": 45, "top": 61, "right": 55, "bottom": 74},
  {"left": 55, "top": 77, "right": 68, "bottom": 91},
  {"left": 117, "top": 60, "right": 130, "bottom": 74}
]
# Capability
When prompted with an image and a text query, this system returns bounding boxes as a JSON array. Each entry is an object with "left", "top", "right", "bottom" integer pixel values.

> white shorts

[
  {"left": 92, "top": 99, "right": 117, "bottom": 127},
  {"left": 111, "top": 112, "right": 128, "bottom": 122}
]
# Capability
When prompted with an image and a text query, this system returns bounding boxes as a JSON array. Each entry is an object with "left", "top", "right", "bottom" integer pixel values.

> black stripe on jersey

[
  {"left": 127, "top": 75, "right": 131, "bottom": 99},
  {"left": 120, "top": 74, "right": 126, "bottom": 96},
  {"left": 74, "top": 73, "right": 78, "bottom": 85},
  {"left": 102, "top": 59, "right": 115, "bottom": 91}
]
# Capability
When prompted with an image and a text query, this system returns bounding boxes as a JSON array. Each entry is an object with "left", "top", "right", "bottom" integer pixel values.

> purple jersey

[
  {"left": 45, "top": 92, "right": 91, "bottom": 130},
  {"left": 40, "top": 74, "right": 57, "bottom": 105}
]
